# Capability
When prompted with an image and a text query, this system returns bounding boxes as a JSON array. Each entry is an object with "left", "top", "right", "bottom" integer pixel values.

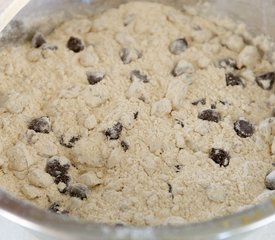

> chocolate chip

[
  {"left": 211, "top": 104, "right": 216, "bottom": 109},
  {"left": 32, "top": 32, "right": 46, "bottom": 48},
  {"left": 28, "top": 116, "right": 51, "bottom": 134},
  {"left": 175, "top": 119, "right": 184, "bottom": 128},
  {"left": 192, "top": 98, "right": 206, "bottom": 106},
  {"left": 255, "top": 72, "right": 275, "bottom": 90},
  {"left": 67, "top": 37, "right": 84, "bottom": 53},
  {"left": 45, "top": 157, "right": 70, "bottom": 185},
  {"left": 265, "top": 171, "right": 275, "bottom": 190},
  {"left": 133, "top": 112, "right": 139, "bottom": 120},
  {"left": 167, "top": 183, "right": 174, "bottom": 199},
  {"left": 67, "top": 184, "right": 88, "bottom": 200},
  {"left": 86, "top": 71, "right": 105, "bottom": 85},
  {"left": 48, "top": 202, "right": 60, "bottom": 213},
  {"left": 219, "top": 100, "right": 226, "bottom": 105},
  {"left": 121, "top": 141, "right": 129, "bottom": 152},
  {"left": 130, "top": 70, "right": 148, "bottom": 83},
  {"left": 48, "top": 202, "right": 69, "bottom": 214},
  {"left": 198, "top": 110, "right": 221, "bottom": 123},
  {"left": 120, "top": 48, "right": 142, "bottom": 64},
  {"left": 169, "top": 38, "right": 188, "bottom": 55},
  {"left": 104, "top": 122, "right": 123, "bottom": 140},
  {"left": 226, "top": 73, "right": 244, "bottom": 87},
  {"left": 218, "top": 58, "right": 238, "bottom": 70},
  {"left": 234, "top": 119, "right": 254, "bottom": 138},
  {"left": 174, "top": 164, "right": 182, "bottom": 173},
  {"left": 60, "top": 135, "right": 81, "bottom": 149},
  {"left": 209, "top": 148, "right": 230, "bottom": 167}
]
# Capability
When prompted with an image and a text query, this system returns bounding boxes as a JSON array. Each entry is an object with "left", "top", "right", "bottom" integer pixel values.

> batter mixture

[{"left": 0, "top": 1, "right": 275, "bottom": 226}]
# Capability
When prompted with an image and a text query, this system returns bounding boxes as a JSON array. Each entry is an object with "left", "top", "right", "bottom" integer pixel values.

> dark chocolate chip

[
  {"left": 67, "top": 184, "right": 88, "bottom": 200},
  {"left": 255, "top": 72, "right": 275, "bottom": 90},
  {"left": 226, "top": 73, "right": 244, "bottom": 87},
  {"left": 211, "top": 104, "right": 216, "bottom": 109},
  {"left": 219, "top": 100, "right": 226, "bottom": 105},
  {"left": 32, "top": 32, "right": 46, "bottom": 48},
  {"left": 167, "top": 183, "right": 174, "bottom": 199},
  {"left": 86, "top": 71, "right": 105, "bottom": 85},
  {"left": 120, "top": 48, "right": 142, "bottom": 64},
  {"left": 209, "top": 148, "right": 230, "bottom": 167},
  {"left": 169, "top": 38, "right": 188, "bottom": 55},
  {"left": 174, "top": 164, "right": 182, "bottom": 173},
  {"left": 218, "top": 58, "right": 238, "bottom": 70},
  {"left": 45, "top": 157, "right": 70, "bottom": 185},
  {"left": 60, "top": 135, "right": 81, "bottom": 149},
  {"left": 133, "top": 112, "right": 139, "bottom": 120},
  {"left": 175, "top": 119, "right": 184, "bottom": 128},
  {"left": 28, "top": 116, "right": 51, "bottom": 134},
  {"left": 67, "top": 37, "right": 84, "bottom": 53},
  {"left": 121, "top": 141, "right": 129, "bottom": 152},
  {"left": 104, "top": 122, "right": 123, "bottom": 140},
  {"left": 48, "top": 202, "right": 60, "bottom": 213},
  {"left": 48, "top": 202, "right": 69, "bottom": 214},
  {"left": 234, "top": 119, "right": 254, "bottom": 138},
  {"left": 198, "top": 110, "right": 221, "bottom": 123},
  {"left": 192, "top": 98, "right": 206, "bottom": 106},
  {"left": 130, "top": 70, "right": 148, "bottom": 83}
]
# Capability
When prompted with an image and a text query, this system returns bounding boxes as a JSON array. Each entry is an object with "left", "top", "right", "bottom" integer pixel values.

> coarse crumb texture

[{"left": 0, "top": 1, "right": 275, "bottom": 226}]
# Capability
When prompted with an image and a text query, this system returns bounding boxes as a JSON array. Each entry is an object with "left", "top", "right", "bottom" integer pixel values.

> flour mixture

[{"left": 0, "top": 1, "right": 275, "bottom": 226}]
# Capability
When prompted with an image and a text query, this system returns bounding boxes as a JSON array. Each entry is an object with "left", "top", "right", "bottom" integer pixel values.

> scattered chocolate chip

[
  {"left": 218, "top": 58, "right": 238, "bottom": 70},
  {"left": 175, "top": 119, "right": 184, "bottom": 128},
  {"left": 168, "top": 183, "right": 172, "bottom": 193},
  {"left": 121, "top": 141, "right": 129, "bottom": 152},
  {"left": 174, "top": 164, "right": 182, "bottom": 173},
  {"left": 130, "top": 70, "right": 148, "bottom": 83},
  {"left": 67, "top": 184, "right": 88, "bottom": 200},
  {"left": 167, "top": 183, "right": 174, "bottom": 199},
  {"left": 211, "top": 104, "right": 216, "bottom": 109},
  {"left": 198, "top": 110, "right": 221, "bottom": 123},
  {"left": 32, "top": 32, "right": 46, "bottom": 48},
  {"left": 48, "top": 202, "right": 69, "bottom": 214},
  {"left": 60, "top": 135, "right": 81, "bottom": 149},
  {"left": 265, "top": 171, "right": 275, "bottom": 190},
  {"left": 169, "top": 38, "right": 188, "bottom": 55},
  {"left": 133, "top": 111, "right": 139, "bottom": 120},
  {"left": 45, "top": 157, "right": 70, "bottom": 185},
  {"left": 120, "top": 48, "right": 142, "bottom": 64},
  {"left": 219, "top": 100, "right": 226, "bottom": 105},
  {"left": 104, "top": 122, "right": 123, "bottom": 140},
  {"left": 209, "top": 148, "right": 230, "bottom": 167},
  {"left": 226, "top": 73, "right": 244, "bottom": 87},
  {"left": 192, "top": 98, "right": 206, "bottom": 106},
  {"left": 234, "top": 119, "right": 254, "bottom": 138},
  {"left": 48, "top": 202, "right": 60, "bottom": 213},
  {"left": 67, "top": 36, "right": 84, "bottom": 53},
  {"left": 86, "top": 71, "right": 105, "bottom": 85},
  {"left": 255, "top": 72, "right": 275, "bottom": 90},
  {"left": 28, "top": 116, "right": 51, "bottom": 134}
]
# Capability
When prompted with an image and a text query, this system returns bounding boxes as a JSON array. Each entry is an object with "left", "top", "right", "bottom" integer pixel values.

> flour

[{"left": 0, "top": 1, "right": 274, "bottom": 226}]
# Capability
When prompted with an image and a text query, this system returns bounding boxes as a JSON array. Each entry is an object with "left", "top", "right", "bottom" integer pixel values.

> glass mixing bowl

[{"left": 0, "top": 1, "right": 275, "bottom": 239}]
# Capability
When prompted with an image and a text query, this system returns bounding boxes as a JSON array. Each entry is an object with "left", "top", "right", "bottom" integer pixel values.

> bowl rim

[{"left": 0, "top": 189, "right": 275, "bottom": 239}]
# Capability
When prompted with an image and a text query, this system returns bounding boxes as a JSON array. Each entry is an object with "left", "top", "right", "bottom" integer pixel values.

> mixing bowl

[{"left": 0, "top": 0, "right": 275, "bottom": 239}]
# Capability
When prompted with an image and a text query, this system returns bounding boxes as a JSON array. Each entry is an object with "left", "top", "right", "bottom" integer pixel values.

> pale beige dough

[{"left": 0, "top": 1, "right": 274, "bottom": 226}]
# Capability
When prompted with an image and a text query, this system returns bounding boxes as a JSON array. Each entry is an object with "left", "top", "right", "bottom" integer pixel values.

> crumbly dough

[{"left": 0, "top": 1, "right": 275, "bottom": 226}]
